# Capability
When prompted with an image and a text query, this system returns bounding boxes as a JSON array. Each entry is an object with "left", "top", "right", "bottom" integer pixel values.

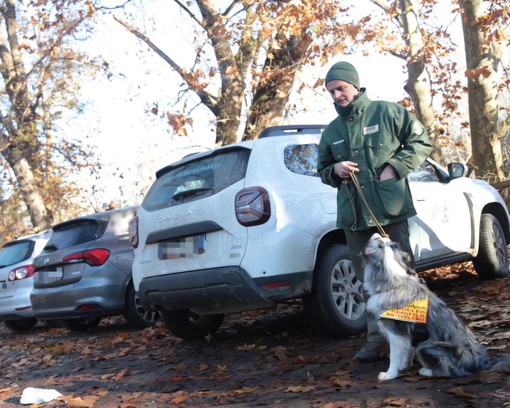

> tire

[
  {"left": 303, "top": 244, "right": 366, "bottom": 338},
  {"left": 4, "top": 318, "right": 37, "bottom": 333},
  {"left": 124, "top": 283, "right": 160, "bottom": 330},
  {"left": 63, "top": 317, "right": 102, "bottom": 332},
  {"left": 473, "top": 213, "right": 509, "bottom": 280},
  {"left": 161, "top": 309, "right": 224, "bottom": 340}
]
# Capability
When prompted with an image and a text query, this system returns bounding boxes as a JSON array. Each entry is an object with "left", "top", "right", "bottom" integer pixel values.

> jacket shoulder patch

[{"left": 413, "top": 121, "right": 425, "bottom": 135}]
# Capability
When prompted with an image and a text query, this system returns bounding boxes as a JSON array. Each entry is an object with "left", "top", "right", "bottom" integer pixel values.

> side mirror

[{"left": 447, "top": 163, "right": 467, "bottom": 179}]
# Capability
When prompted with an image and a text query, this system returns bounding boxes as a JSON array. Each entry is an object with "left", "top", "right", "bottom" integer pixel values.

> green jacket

[{"left": 318, "top": 89, "right": 432, "bottom": 230}]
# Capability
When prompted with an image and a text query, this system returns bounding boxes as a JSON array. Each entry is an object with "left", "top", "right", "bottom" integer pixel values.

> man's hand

[
  {"left": 380, "top": 164, "right": 397, "bottom": 181},
  {"left": 334, "top": 161, "right": 359, "bottom": 179}
]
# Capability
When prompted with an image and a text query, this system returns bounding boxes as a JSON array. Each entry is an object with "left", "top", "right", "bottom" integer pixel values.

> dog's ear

[
  {"left": 399, "top": 250, "right": 417, "bottom": 275},
  {"left": 389, "top": 240, "right": 402, "bottom": 251},
  {"left": 389, "top": 242, "right": 417, "bottom": 275}
]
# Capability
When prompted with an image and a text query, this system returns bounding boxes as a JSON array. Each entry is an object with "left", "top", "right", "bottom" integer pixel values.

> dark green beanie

[{"left": 325, "top": 62, "right": 360, "bottom": 89}]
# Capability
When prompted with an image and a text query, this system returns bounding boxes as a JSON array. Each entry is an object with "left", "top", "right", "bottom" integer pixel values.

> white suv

[{"left": 130, "top": 125, "right": 510, "bottom": 340}]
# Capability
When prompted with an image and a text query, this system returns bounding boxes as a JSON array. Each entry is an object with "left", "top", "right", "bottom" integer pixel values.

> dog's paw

[
  {"left": 419, "top": 368, "right": 433, "bottom": 377},
  {"left": 378, "top": 371, "right": 397, "bottom": 381}
]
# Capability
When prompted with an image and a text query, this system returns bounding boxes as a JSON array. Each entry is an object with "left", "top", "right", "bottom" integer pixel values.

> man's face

[{"left": 326, "top": 80, "right": 359, "bottom": 107}]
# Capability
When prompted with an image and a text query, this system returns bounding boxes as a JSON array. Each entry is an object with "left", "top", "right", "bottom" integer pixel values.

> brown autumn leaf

[
  {"left": 170, "top": 375, "right": 189, "bottom": 382},
  {"left": 285, "top": 385, "right": 315, "bottom": 393},
  {"left": 233, "top": 386, "right": 258, "bottom": 395},
  {"left": 329, "top": 376, "right": 352, "bottom": 388},
  {"left": 272, "top": 345, "right": 288, "bottom": 360},
  {"left": 166, "top": 112, "right": 192, "bottom": 137},
  {"left": 382, "top": 397, "right": 407, "bottom": 406},
  {"left": 65, "top": 395, "right": 101, "bottom": 407},
  {"left": 447, "top": 386, "right": 478, "bottom": 399},
  {"left": 208, "top": 373, "right": 231, "bottom": 381},
  {"left": 170, "top": 391, "right": 189, "bottom": 404},
  {"left": 51, "top": 340, "right": 75, "bottom": 355},
  {"left": 112, "top": 367, "right": 128, "bottom": 382},
  {"left": 236, "top": 343, "right": 257, "bottom": 351}
]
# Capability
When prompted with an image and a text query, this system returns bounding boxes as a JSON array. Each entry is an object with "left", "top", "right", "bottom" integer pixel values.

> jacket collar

[{"left": 334, "top": 88, "right": 370, "bottom": 119}]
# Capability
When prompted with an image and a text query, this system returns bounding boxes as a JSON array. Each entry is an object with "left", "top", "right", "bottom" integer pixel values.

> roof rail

[{"left": 258, "top": 124, "right": 326, "bottom": 138}]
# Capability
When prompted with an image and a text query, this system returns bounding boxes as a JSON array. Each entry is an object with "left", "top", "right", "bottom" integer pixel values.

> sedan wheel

[
  {"left": 63, "top": 317, "right": 102, "bottom": 332},
  {"left": 4, "top": 318, "right": 37, "bottom": 333},
  {"left": 124, "top": 283, "right": 160, "bottom": 330}
]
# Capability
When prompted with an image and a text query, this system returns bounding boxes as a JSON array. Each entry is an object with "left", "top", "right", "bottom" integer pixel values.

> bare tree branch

[
  {"left": 172, "top": 0, "right": 205, "bottom": 30},
  {"left": 113, "top": 15, "right": 218, "bottom": 115}
]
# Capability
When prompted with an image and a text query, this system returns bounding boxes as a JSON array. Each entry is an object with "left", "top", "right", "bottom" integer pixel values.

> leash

[{"left": 350, "top": 172, "right": 388, "bottom": 237}]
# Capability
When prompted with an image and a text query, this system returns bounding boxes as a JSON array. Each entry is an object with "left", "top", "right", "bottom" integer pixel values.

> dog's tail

[{"left": 490, "top": 354, "right": 510, "bottom": 373}]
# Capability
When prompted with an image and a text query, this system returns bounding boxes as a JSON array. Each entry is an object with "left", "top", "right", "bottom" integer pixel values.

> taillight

[
  {"left": 235, "top": 187, "right": 271, "bottom": 226},
  {"left": 129, "top": 215, "right": 139, "bottom": 248},
  {"left": 7, "top": 264, "right": 35, "bottom": 281},
  {"left": 63, "top": 249, "right": 110, "bottom": 266}
]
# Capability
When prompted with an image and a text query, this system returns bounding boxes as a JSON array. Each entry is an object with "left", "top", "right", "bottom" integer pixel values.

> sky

[{"left": 70, "top": 0, "right": 462, "bottom": 210}]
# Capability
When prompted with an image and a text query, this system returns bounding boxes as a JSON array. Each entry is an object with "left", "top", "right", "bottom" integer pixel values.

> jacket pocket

[
  {"left": 331, "top": 140, "right": 349, "bottom": 162},
  {"left": 364, "top": 132, "right": 399, "bottom": 169},
  {"left": 374, "top": 177, "right": 413, "bottom": 217}
]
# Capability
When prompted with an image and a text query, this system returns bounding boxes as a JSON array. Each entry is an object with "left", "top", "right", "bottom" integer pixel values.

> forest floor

[{"left": 0, "top": 262, "right": 509, "bottom": 408}]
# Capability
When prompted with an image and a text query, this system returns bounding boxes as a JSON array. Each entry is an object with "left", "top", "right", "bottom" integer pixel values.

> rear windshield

[
  {"left": 0, "top": 240, "right": 35, "bottom": 267},
  {"left": 45, "top": 220, "right": 107, "bottom": 250},
  {"left": 143, "top": 148, "right": 251, "bottom": 211}
]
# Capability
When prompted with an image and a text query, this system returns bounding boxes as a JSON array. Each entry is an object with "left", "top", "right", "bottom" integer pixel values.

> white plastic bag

[{"left": 20, "top": 387, "right": 63, "bottom": 404}]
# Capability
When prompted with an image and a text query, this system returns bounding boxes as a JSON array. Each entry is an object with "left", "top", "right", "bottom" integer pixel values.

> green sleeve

[
  {"left": 318, "top": 131, "right": 341, "bottom": 188},
  {"left": 387, "top": 106, "right": 433, "bottom": 179}
]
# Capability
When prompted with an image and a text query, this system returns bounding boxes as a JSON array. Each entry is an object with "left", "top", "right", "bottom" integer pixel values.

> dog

[{"left": 361, "top": 233, "right": 510, "bottom": 381}]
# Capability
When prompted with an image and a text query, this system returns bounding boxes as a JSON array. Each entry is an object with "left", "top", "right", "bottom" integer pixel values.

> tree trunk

[
  {"left": 3, "top": 148, "right": 50, "bottom": 230},
  {"left": 242, "top": 33, "right": 312, "bottom": 141},
  {"left": 459, "top": 0, "right": 506, "bottom": 179},
  {"left": 399, "top": 0, "right": 445, "bottom": 165}
]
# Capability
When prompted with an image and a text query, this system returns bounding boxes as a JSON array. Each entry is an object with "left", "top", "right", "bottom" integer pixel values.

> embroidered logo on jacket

[{"left": 363, "top": 124, "right": 379, "bottom": 135}]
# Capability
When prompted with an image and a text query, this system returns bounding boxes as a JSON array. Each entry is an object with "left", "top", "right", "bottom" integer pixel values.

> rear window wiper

[{"left": 172, "top": 187, "right": 213, "bottom": 201}]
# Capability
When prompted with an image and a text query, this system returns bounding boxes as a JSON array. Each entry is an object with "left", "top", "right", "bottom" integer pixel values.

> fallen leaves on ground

[{"left": 0, "top": 261, "right": 508, "bottom": 407}]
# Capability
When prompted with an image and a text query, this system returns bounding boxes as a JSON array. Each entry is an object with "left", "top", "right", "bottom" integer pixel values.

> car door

[{"left": 408, "top": 160, "right": 474, "bottom": 262}]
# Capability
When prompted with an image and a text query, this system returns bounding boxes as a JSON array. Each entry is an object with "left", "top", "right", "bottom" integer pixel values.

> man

[{"left": 317, "top": 61, "right": 432, "bottom": 361}]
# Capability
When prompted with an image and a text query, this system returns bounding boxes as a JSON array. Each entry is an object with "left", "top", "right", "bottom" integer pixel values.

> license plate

[
  {"left": 47, "top": 268, "right": 63, "bottom": 280},
  {"left": 158, "top": 235, "right": 205, "bottom": 260},
  {"left": 0, "top": 281, "right": 6, "bottom": 290}
]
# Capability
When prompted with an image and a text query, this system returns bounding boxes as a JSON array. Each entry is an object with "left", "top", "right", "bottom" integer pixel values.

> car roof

[
  {"left": 1, "top": 229, "right": 52, "bottom": 248},
  {"left": 258, "top": 124, "right": 326, "bottom": 138},
  {"left": 52, "top": 206, "right": 138, "bottom": 231},
  {"left": 155, "top": 125, "right": 327, "bottom": 178}
]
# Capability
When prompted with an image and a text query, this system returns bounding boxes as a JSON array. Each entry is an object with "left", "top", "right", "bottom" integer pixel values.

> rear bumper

[
  {"left": 30, "top": 277, "right": 128, "bottom": 320},
  {"left": 0, "top": 310, "right": 34, "bottom": 320},
  {"left": 0, "top": 285, "right": 34, "bottom": 320},
  {"left": 139, "top": 267, "right": 312, "bottom": 314}
]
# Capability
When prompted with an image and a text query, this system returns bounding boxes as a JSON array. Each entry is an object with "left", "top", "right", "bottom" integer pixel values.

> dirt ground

[{"left": 0, "top": 263, "right": 509, "bottom": 408}]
